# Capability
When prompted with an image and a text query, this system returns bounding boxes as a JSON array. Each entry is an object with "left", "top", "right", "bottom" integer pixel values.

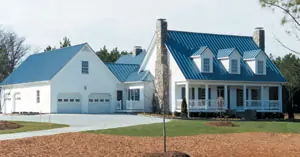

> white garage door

[
  {"left": 57, "top": 93, "right": 82, "bottom": 114},
  {"left": 88, "top": 93, "right": 111, "bottom": 114}
]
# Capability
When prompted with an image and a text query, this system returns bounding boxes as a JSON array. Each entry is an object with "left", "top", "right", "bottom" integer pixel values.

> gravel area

[{"left": 0, "top": 132, "right": 300, "bottom": 157}]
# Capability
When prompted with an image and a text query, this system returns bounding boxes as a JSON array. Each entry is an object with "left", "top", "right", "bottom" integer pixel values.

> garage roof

[{"left": 1, "top": 43, "right": 86, "bottom": 86}]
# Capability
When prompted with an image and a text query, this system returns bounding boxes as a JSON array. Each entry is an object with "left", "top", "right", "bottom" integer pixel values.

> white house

[{"left": 0, "top": 19, "right": 286, "bottom": 116}]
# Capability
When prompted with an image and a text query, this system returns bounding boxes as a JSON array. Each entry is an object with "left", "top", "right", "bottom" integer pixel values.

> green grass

[
  {"left": 86, "top": 120, "right": 300, "bottom": 137},
  {"left": 0, "top": 121, "right": 69, "bottom": 134}
]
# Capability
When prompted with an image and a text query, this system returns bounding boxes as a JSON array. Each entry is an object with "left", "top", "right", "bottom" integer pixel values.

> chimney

[
  {"left": 253, "top": 27, "right": 265, "bottom": 51},
  {"left": 132, "top": 46, "right": 143, "bottom": 57},
  {"left": 154, "top": 18, "right": 170, "bottom": 114}
]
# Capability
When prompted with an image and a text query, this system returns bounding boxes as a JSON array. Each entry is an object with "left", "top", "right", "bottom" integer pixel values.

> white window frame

[
  {"left": 257, "top": 60, "right": 264, "bottom": 74},
  {"left": 231, "top": 59, "right": 238, "bottom": 74},
  {"left": 82, "top": 61, "right": 89, "bottom": 74},
  {"left": 127, "top": 89, "right": 140, "bottom": 101},
  {"left": 202, "top": 58, "right": 210, "bottom": 73}
]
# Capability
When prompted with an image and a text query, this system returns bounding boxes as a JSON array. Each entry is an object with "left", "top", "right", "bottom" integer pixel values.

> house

[
  {"left": 0, "top": 19, "right": 286, "bottom": 116},
  {"left": 0, "top": 43, "right": 120, "bottom": 114}
]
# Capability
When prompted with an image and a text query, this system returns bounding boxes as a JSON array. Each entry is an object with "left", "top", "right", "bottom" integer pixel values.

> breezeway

[{"left": 0, "top": 114, "right": 167, "bottom": 140}]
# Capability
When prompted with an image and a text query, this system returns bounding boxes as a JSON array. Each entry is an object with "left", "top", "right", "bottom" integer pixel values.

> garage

[
  {"left": 88, "top": 93, "right": 111, "bottom": 114},
  {"left": 57, "top": 93, "right": 82, "bottom": 114}
]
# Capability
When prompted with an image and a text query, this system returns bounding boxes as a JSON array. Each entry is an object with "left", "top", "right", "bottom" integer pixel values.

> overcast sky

[{"left": 0, "top": 0, "right": 299, "bottom": 57}]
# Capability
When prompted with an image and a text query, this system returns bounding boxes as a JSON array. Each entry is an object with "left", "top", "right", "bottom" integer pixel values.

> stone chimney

[
  {"left": 132, "top": 46, "right": 143, "bottom": 57},
  {"left": 253, "top": 27, "right": 265, "bottom": 51},
  {"left": 154, "top": 18, "right": 170, "bottom": 113}
]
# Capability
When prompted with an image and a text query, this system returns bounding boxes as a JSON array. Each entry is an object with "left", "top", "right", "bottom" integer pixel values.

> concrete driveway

[{"left": 0, "top": 114, "right": 167, "bottom": 140}]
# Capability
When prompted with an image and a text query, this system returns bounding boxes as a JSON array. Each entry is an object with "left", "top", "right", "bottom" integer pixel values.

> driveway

[{"left": 0, "top": 114, "right": 167, "bottom": 140}]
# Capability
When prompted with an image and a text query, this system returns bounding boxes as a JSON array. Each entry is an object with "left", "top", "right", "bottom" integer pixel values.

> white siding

[
  {"left": 51, "top": 45, "right": 119, "bottom": 113},
  {"left": 1, "top": 83, "right": 50, "bottom": 114},
  {"left": 201, "top": 49, "right": 214, "bottom": 73},
  {"left": 246, "top": 60, "right": 256, "bottom": 73},
  {"left": 245, "top": 51, "right": 267, "bottom": 75},
  {"left": 220, "top": 59, "right": 229, "bottom": 71},
  {"left": 144, "top": 46, "right": 157, "bottom": 76},
  {"left": 169, "top": 50, "right": 186, "bottom": 112},
  {"left": 193, "top": 57, "right": 201, "bottom": 71},
  {"left": 219, "top": 50, "right": 241, "bottom": 74}
]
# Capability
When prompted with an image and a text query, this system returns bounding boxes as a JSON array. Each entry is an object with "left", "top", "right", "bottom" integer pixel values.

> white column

[
  {"left": 185, "top": 82, "right": 190, "bottom": 118},
  {"left": 205, "top": 84, "right": 209, "bottom": 110},
  {"left": 243, "top": 85, "right": 246, "bottom": 109},
  {"left": 224, "top": 85, "right": 228, "bottom": 110},
  {"left": 278, "top": 85, "right": 282, "bottom": 112},
  {"left": 261, "top": 85, "right": 264, "bottom": 111}
]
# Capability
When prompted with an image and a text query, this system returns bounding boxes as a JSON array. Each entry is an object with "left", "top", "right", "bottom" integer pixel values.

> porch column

[
  {"left": 224, "top": 85, "right": 228, "bottom": 110},
  {"left": 261, "top": 85, "right": 264, "bottom": 110},
  {"left": 278, "top": 85, "right": 282, "bottom": 112},
  {"left": 243, "top": 85, "right": 246, "bottom": 109},
  {"left": 205, "top": 84, "right": 209, "bottom": 110},
  {"left": 185, "top": 82, "right": 190, "bottom": 118}
]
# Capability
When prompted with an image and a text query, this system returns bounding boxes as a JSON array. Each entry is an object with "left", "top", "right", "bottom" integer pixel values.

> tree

[
  {"left": 181, "top": 97, "right": 188, "bottom": 118},
  {"left": 96, "top": 46, "right": 110, "bottom": 62},
  {"left": 95, "top": 46, "right": 130, "bottom": 62},
  {"left": 260, "top": 0, "right": 300, "bottom": 54},
  {"left": 59, "top": 36, "right": 71, "bottom": 48},
  {"left": 0, "top": 30, "right": 29, "bottom": 79},
  {"left": 44, "top": 45, "right": 56, "bottom": 52},
  {"left": 270, "top": 53, "right": 300, "bottom": 120}
]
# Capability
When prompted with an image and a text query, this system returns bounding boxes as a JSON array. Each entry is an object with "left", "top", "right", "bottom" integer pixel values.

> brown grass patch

[
  {"left": 0, "top": 121, "right": 22, "bottom": 130},
  {"left": 205, "top": 121, "right": 239, "bottom": 127},
  {"left": 0, "top": 132, "right": 300, "bottom": 157}
]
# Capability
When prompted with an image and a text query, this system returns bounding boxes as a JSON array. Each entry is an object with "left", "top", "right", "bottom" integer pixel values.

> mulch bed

[
  {"left": 1, "top": 132, "right": 300, "bottom": 157},
  {"left": 0, "top": 121, "right": 22, "bottom": 130},
  {"left": 144, "top": 151, "right": 190, "bottom": 157},
  {"left": 205, "top": 121, "right": 239, "bottom": 127}
]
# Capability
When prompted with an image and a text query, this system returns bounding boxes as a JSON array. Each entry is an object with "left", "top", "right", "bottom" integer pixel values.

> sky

[{"left": 0, "top": 0, "right": 299, "bottom": 58}]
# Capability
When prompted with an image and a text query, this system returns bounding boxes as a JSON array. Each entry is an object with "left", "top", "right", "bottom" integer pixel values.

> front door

[{"left": 117, "top": 90, "right": 123, "bottom": 109}]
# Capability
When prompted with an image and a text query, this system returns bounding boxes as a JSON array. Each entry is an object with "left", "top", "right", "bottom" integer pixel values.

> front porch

[{"left": 175, "top": 81, "right": 282, "bottom": 115}]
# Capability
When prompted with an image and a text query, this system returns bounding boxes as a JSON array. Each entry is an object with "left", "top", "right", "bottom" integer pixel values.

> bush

[{"left": 181, "top": 98, "right": 187, "bottom": 118}]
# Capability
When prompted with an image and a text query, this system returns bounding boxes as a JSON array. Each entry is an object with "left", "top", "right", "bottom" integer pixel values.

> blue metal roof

[
  {"left": 125, "top": 70, "right": 151, "bottom": 82},
  {"left": 166, "top": 30, "right": 286, "bottom": 82},
  {"left": 243, "top": 49, "right": 262, "bottom": 59},
  {"left": 105, "top": 63, "right": 139, "bottom": 82},
  {"left": 191, "top": 46, "right": 207, "bottom": 57},
  {"left": 1, "top": 43, "right": 86, "bottom": 85},
  {"left": 217, "top": 48, "right": 235, "bottom": 58},
  {"left": 115, "top": 52, "right": 146, "bottom": 65}
]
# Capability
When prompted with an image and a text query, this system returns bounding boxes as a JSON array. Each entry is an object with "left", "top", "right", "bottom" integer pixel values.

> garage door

[
  {"left": 88, "top": 93, "right": 111, "bottom": 114},
  {"left": 57, "top": 93, "right": 82, "bottom": 114}
]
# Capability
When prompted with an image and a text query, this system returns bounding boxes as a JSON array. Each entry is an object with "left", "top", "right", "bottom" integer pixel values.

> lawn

[
  {"left": 0, "top": 121, "right": 69, "bottom": 134},
  {"left": 86, "top": 120, "right": 300, "bottom": 137}
]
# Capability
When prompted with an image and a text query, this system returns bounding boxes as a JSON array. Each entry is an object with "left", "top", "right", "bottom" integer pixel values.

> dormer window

[
  {"left": 257, "top": 60, "right": 264, "bottom": 74},
  {"left": 191, "top": 46, "right": 214, "bottom": 73},
  {"left": 243, "top": 49, "right": 266, "bottom": 75},
  {"left": 203, "top": 58, "right": 210, "bottom": 72},
  {"left": 231, "top": 59, "right": 238, "bottom": 73},
  {"left": 217, "top": 48, "right": 241, "bottom": 74}
]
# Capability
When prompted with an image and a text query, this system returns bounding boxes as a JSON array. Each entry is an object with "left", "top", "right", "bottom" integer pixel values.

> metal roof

[
  {"left": 166, "top": 30, "right": 286, "bottom": 82},
  {"left": 1, "top": 43, "right": 86, "bottom": 85},
  {"left": 217, "top": 48, "right": 235, "bottom": 58},
  {"left": 115, "top": 52, "right": 146, "bottom": 65},
  {"left": 243, "top": 49, "right": 262, "bottom": 59},
  {"left": 190, "top": 46, "right": 207, "bottom": 57}
]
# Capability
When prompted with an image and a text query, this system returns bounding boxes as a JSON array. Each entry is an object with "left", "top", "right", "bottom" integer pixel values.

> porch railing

[
  {"left": 126, "top": 100, "right": 144, "bottom": 110},
  {"left": 116, "top": 100, "right": 122, "bottom": 110},
  {"left": 245, "top": 100, "right": 280, "bottom": 111},
  {"left": 176, "top": 99, "right": 226, "bottom": 111}
]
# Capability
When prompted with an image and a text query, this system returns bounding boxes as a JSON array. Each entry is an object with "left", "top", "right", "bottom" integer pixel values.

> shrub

[{"left": 181, "top": 98, "right": 187, "bottom": 118}]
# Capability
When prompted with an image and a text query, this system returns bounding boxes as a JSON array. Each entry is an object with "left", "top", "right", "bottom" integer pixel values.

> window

[
  {"left": 236, "top": 89, "right": 243, "bottom": 106},
  {"left": 181, "top": 87, "right": 186, "bottom": 99},
  {"left": 257, "top": 60, "right": 264, "bottom": 74},
  {"left": 100, "top": 99, "right": 104, "bottom": 102},
  {"left": 203, "top": 58, "right": 210, "bottom": 72},
  {"left": 63, "top": 99, "right": 68, "bottom": 102},
  {"left": 75, "top": 99, "right": 80, "bottom": 102},
  {"left": 198, "top": 88, "right": 205, "bottom": 99},
  {"left": 95, "top": 99, "right": 99, "bottom": 102},
  {"left": 89, "top": 99, "right": 93, "bottom": 102},
  {"left": 82, "top": 61, "right": 89, "bottom": 74},
  {"left": 58, "top": 99, "right": 62, "bottom": 102},
  {"left": 231, "top": 59, "right": 238, "bottom": 73},
  {"left": 251, "top": 89, "right": 261, "bottom": 100},
  {"left": 127, "top": 89, "right": 140, "bottom": 101},
  {"left": 105, "top": 99, "right": 110, "bottom": 102},
  {"left": 37, "top": 90, "right": 40, "bottom": 103},
  {"left": 217, "top": 86, "right": 224, "bottom": 98},
  {"left": 70, "top": 99, "right": 74, "bottom": 102},
  {"left": 191, "top": 88, "right": 195, "bottom": 99}
]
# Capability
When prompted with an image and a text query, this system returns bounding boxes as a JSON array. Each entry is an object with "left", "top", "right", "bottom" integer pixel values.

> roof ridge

[
  {"left": 32, "top": 43, "right": 87, "bottom": 56},
  {"left": 168, "top": 30, "right": 252, "bottom": 38}
]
